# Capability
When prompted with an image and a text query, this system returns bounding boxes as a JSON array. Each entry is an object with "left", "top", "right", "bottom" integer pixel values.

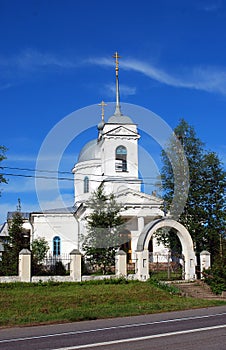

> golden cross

[
  {"left": 98, "top": 100, "right": 107, "bottom": 122},
  {"left": 113, "top": 51, "right": 121, "bottom": 74}
]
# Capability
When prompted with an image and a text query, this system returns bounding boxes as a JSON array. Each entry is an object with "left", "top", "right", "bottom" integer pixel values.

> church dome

[
  {"left": 97, "top": 120, "right": 105, "bottom": 130},
  {"left": 107, "top": 114, "right": 133, "bottom": 124},
  {"left": 77, "top": 139, "right": 101, "bottom": 163}
]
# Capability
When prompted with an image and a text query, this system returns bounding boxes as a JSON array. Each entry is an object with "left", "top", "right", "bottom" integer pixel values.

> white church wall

[{"left": 31, "top": 213, "right": 79, "bottom": 255}]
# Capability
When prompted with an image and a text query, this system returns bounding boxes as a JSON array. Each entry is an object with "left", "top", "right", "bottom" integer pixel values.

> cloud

[
  {"left": 2, "top": 171, "right": 73, "bottom": 194},
  {"left": 1, "top": 49, "right": 226, "bottom": 96},
  {"left": 0, "top": 49, "right": 77, "bottom": 71},
  {"left": 104, "top": 83, "right": 136, "bottom": 98},
  {"left": 0, "top": 49, "right": 80, "bottom": 89},
  {"left": 37, "top": 194, "right": 73, "bottom": 211},
  {"left": 6, "top": 154, "right": 37, "bottom": 162},
  {"left": 198, "top": 0, "right": 222, "bottom": 12},
  {"left": 89, "top": 56, "right": 226, "bottom": 96},
  {"left": 0, "top": 192, "right": 74, "bottom": 229}
]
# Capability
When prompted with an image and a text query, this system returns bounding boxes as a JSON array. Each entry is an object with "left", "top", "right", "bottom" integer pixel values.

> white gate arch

[{"left": 136, "top": 218, "right": 197, "bottom": 281}]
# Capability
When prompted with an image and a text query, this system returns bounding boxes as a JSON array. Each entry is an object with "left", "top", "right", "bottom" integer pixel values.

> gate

[{"left": 149, "top": 252, "right": 185, "bottom": 280}]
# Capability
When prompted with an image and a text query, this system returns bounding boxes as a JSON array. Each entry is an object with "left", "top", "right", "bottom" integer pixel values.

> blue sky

[{"left": 0, "top": 0, "right": 226, "bottom": 223}]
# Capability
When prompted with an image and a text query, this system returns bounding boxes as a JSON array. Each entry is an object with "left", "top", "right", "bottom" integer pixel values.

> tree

[
  {"left": 31, "top": 237, "right": 49, "bottom": 275},
  {"left": 32, "top": 237, "right": 49, "bottom": 264},
  {"left": 82, "top": 186, "right": 125, "bottom": 274},
  {"left": 161, "top": 119, "right": 226, "bottom": 263},
  {"left": 0, "top": 211, "right": 25, "bottom": 275},
  {"left": 200, "top": 152, "right": 226, "bottom": 258},
  {"left": 0, "top": 145, "right": 7, "bottom": 195}
]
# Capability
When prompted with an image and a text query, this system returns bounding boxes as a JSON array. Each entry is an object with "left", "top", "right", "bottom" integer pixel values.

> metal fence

[{"left": 32, "top": 253, "right": 71, "bottom": 276}]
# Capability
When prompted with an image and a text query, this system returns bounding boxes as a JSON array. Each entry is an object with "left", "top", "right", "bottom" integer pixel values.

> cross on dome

[
  {"left": 113, "top": 51, "right": 121, "bottom": 76},
  {"left": 98, "top": 100, "right": 107, "bottom": 122}
]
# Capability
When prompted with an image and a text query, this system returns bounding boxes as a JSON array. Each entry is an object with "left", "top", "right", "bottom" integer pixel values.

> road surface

[{"left": 0, "top": 306, "right": 225, "bottom": 349}]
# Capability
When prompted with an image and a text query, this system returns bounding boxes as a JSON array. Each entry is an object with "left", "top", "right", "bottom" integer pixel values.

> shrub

[{"left": 204, "top": 257, "right": 226, "bottom": 295}]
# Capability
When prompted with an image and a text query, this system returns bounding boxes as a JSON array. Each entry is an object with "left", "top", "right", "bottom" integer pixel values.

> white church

[{"left": 3, "top": 53, "right": 168, "bottom": 263}]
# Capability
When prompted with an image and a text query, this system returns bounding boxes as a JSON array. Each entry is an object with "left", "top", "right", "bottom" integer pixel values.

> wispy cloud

[
  {"left": 0, "top": 49, "right": 80, "bottom": 89},
  {"left": 3, "top": 177, "right": 73, "bottom": 194},
  {"left": 0, "top": 49, "right": 77, "bottom": 71},
  {"left": 88, "top": 56, "right": 226, "bottom": 96},
  {"left": 37, "top": 194, "right": 73, "bottom": 211},
  {"left": 197, "top": 0, "right": 222, "bottom": 12},
  {"left": 104, "top": 83, "right": 136, "bottom": 98},
  {"left": 1, "top": 49, "right": 226, "bottom": 96}
]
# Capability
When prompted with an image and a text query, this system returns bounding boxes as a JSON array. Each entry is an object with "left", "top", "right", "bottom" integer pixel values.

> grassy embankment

[{"left": 0, "top": 278, "right": 225, "bottom": 328}]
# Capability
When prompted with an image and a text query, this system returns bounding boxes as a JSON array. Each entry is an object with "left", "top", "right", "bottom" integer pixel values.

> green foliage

[
  {"left": 161, "top": 119, "right": 226, "bottom": 261},
  {"left": 79, "top": 277, "right": 129, "bottom": 286},
  {"left": 0, "top": 211, "right": 25, "bottom": 275},
  {"left": 148, "top": 277, "right": 181, "bottom": 295},
  {"left": 32, "top": 237, "right": 49, "bottom": 263},
  {"left": 31, "top": 237, "right": 49, "bottom": 275},
  {"left": 82, "top": 186, "right": 125, "bottom": 274},
  {"left": 204, "top": 256, "right": 226, "bottom": 295}
]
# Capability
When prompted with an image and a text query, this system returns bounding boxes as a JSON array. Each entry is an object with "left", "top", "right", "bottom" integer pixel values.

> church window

[
  {"left": 84, "top": 176, "right": 89, "bottom": 193},
  {"left": 115, "top": 146, "right": 127, "bottom": 172},
  {"left": 53, "top": 236, "right": 61, "bottom": 256}
]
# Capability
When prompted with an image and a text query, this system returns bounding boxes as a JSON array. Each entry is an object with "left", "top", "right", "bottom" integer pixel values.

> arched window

[
  {"left": 84, "top": 176, "right": 89, "bottom": 193},
  {"left": 115, "top": 146, "right": 127, "bottom": 172},
  {"left": 53, "top": 236, "right": 61, "bottom": 256}
]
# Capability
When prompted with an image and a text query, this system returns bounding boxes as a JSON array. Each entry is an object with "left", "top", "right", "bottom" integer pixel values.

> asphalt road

[{"left": 0, "top": 306, "right": 225, "bottom": 350}]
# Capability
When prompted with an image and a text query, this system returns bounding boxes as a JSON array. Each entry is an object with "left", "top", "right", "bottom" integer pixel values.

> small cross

[{"left": 98, "top": 100, "right": 107, "bottom": 122}]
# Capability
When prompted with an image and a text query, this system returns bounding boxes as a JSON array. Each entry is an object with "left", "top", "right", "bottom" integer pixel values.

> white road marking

[
  {"left": 0, "top": 312, "right": 225, "bottom": 344},
  {"left": 56, "top": 325, "right": 226, "bottom": 349}
]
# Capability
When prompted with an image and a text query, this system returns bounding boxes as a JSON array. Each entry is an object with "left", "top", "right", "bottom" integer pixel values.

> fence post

[
  {"left": 200, "top": 251, "right": 211, "bottom": 279},
  {"left": 70, "top": 249, "right": 82, "bottom": 282},
  {"left": 135, "top": 249, "right": 149, "bottom": 281},
  {"left": 115, "top": 250, "right": 127, "bottom": 278},
  {"left": 19, "top": 249, "right": 31, "bottom": 282}
]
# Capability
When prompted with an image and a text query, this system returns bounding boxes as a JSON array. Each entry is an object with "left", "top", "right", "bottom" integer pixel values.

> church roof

[
  {"left": 0, "top": 222, "right": 8, "bottom": 236},
  {"left": 107, "top": 114, "right": 133, "bottom": 124},
  {"left": 7, "top": 212, "right": 30, "bottom": 220},
  {"left": 31, "top": 206, "right": 77, "bottom": 214},
  {"left": 77, "top": 139, "right": 101, "bottom": 163}
]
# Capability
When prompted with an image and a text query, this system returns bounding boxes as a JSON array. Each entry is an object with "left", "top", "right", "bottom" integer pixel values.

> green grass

[{"left": 0, "top": 278, "right": 225, "bottom": 328}]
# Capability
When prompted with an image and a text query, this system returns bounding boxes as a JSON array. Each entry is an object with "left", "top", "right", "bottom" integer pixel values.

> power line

[
  {"left": 1, "top": 172, "right": 74, "bottom": 181},
  {"left": 2, "top": 166, "right": 160, "bottom": 180},
  {"left": 0, "top": 172, "right": 161, "bottom": 186},
  {"left": 2, "top": 166, "right": 72, "bottom": 175}
]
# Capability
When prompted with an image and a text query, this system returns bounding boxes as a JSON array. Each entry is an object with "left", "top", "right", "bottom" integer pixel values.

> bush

[{"left": 204, "top": 258, "right": 226, "bottom": 295}]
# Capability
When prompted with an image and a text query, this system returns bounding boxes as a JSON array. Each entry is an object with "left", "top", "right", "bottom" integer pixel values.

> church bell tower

[{"left": 98, "top": 52, "right": 141, "bottom": 194}]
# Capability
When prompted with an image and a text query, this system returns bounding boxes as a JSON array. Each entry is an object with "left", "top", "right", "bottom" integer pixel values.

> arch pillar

[{"left": 135, "top": 249, "right": 149, "bottom": 281}]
